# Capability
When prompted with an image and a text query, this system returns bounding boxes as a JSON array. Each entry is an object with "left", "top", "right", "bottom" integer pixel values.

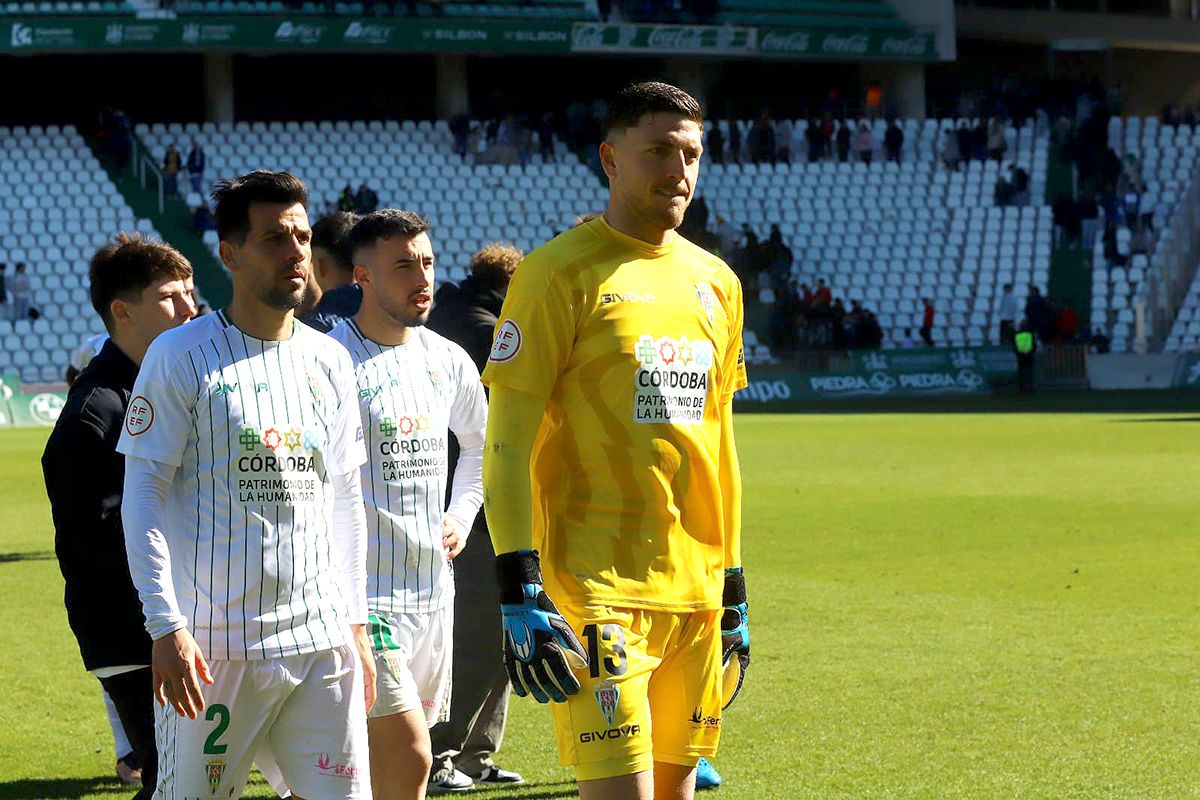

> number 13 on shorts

[{"left": 549, "top": 603, "right": 724, "bottom": 780}]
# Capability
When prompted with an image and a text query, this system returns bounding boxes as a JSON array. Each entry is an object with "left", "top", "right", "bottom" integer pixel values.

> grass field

[{"left": 1, "top": 413, "right": 1197, "bottom": 800}]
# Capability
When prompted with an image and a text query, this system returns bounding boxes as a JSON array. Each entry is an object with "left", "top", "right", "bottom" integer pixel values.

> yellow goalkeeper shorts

[{"left": 549, "top": 600, "right": 724, "bottom": 782}]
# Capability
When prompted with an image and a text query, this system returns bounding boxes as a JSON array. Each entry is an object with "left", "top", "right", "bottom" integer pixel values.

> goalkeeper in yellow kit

[{"left": 481, "top": 81, "right": 749, "bottom": 800}]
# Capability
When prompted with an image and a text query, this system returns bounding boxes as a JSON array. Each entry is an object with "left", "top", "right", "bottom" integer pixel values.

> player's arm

[
  {"left": 443, "top": 352, "right": 487, "bottom": 559},
  {"left": 122, "top": 455, "right": 213, "bottom": 719},
  {"left": 331, "top": 467, "right": 376, "bottom": 713},
  {"left": 117, "top": 343, "right": 213, "bottom": 720},
  {"left": 325, "top": 349, "right": 376, "bottom": 712},
  {"left": 484, "top": 384, "right": 589, "bottom": 703},
  {"left": 719, "top": 279, "right": 751, "bottom": 708}
]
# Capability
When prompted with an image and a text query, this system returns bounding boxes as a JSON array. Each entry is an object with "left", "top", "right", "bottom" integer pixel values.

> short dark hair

[
  {"left": 312, "top": 211, "right": 360, "bottom": 274},
  {"left": 345, "top": 209, "right": 430, "bottom": 263},
  {"left": 89, "top": 233, "right": 193, "bottom": 332},
  {"left": 603, "top": 81, "right": 703, "bottom": 139},
  {"left": 211, "top": 170, "right": 308, "bottom": 243}
]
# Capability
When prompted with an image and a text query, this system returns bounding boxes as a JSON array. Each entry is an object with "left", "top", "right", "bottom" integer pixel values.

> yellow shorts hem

[
  {"left": 653, "top": 751, "right": 706, "bottom": 769},
  {"left": 574, "top": 752, "right": 655, "bottom": 782}
]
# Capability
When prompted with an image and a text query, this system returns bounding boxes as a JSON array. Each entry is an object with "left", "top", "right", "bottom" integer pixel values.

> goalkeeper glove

[
  {"left": 496, "top": 549, "right": 588, "bottom": 703},
  {"left": 720, "top": 566, "right": 750, "bottom": 710}
]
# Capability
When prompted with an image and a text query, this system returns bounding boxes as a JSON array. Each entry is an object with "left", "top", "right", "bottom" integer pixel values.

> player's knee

[{"left": 402, "top": 736, "right": 434, "bottom": 776}]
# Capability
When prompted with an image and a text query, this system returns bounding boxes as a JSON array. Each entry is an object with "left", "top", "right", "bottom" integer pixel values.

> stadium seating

[
  {"left": 140, "top": 116, "right": 1050, "bottom": 354},
  {"left": 705, "top": 117, "right": 1051, "bottom": 348},
  {"left": 0, "top": 1, "right": 135, "bottom": 14},
  {"left": 1163, "top": 269, "right": 1200, "bottom": 352},
  {"left": 0, "top": 126, "right": 156, "bottom": 383},
  {"left": 137, "top": 118, "right": 605, "bottom": 293},
  {"left": 1090, "top": 116, "right": 1195, "bottom": 352}
]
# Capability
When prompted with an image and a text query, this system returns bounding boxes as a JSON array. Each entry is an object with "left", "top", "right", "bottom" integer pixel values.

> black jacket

[
  {"left": 300, "top": 283, "right": 363, "bottom": 334},
  {"left": 427, "top": 276, "right": 505, "bottom": 571},
  {"left": 42, "top": 340, "right": 152, "bottom": 670},
  {"left": 427, "top": 276, "right": 505, "bottom": 374}
]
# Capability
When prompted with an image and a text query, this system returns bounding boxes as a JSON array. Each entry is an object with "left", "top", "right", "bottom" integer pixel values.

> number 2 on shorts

[
  {"left": 582, "top": 624, "right": 628, "bottom": 678},
  {"left": 204, "top": 703, "right": 230, "bottom": 755}
]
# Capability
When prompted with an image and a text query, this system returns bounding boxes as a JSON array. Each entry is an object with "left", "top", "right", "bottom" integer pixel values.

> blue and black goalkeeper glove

[
  {"left": 496, "top": 549, "right": 589, "bottom": 703},
  {"left": 720, "top": 566, "right": 750, "bottom": 709}
]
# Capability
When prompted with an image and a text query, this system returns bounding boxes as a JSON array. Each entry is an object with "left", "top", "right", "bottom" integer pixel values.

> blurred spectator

[
  {"left": 900, "top": 328, "right": 920, "bottom": 349},
  {"left": 789, "top": 120, "right": 805, "bottom": 163},
  {"left": 1014, "top": 319, "right": 1037, "bottom": 394},
  {"left": 162, "top": 144, "right": 181, "bottom": 199},
  {"left": 987, "top": 117, "right": 1007, "bottom": 161},
  {"left": 192, "top": 201, "right": 217, "bottom": 234},
  {"left": 728, "top": 119, "right": 742, "bottom": 165},
  {"left": 717, "top": 216, "right": 738, "bottom": 257},
  {"left": 449, "top": 112, "right": 471, "bottom": 159},
  {"left": 300, "top": 211, "right": 362, "bottom": 333},
  {"left": 998, "top": 283, "right": 1018, "bottom": 345},
  {"left": 0, "top": 263, "right": 6, "bottom": 318},
  {"left": 1010, "top": 165, "right": 1031, "bottom": 206},
  {"left": 354, "top": 182, "right": 379, "bottom": 214},
  {"left": 748, "top": 113, "right": 775, "bottom": 164},
  {"left": 1129, "top": 226, "right": 1153, "bottom": 257},
  {"left": 884, "top": 120, "right": 904, "bottom": 163},
  {"left": 776, "top": 117, "right": 792, "bottom": 163},
  {"left": 836, "top": 121, "right": 851, "bottom": 162},
  {"left": 186, "top": 141, "right": 206, "bottom": 195},
  {"left": 920, "top": 298, "right": 935, "bottom": 346},
  {"left": 1024, "top": 286, "right": 1051, "bottom": 342},
  {"left": 338, "top": 183, "right": 357, "bottom": 212},
  {"left": 994, "top": 175, "right": 1013, "bottom": 207},
  {"left": 537, "top": 113, "right": 556, "bottom": 163},
  {"left": 806, "top": 118, "right": 823, "bottom": 163},
  {"left": 941, "top": 127, "right": 960, "bottom": 171},
  {"left": 707, "top": 123, "right": 725, "bottom": 165},
  {"left": 1056, "top": 301, "right": 1079, "bottom": 342},
  {"left": 814, "top": 278, "right": 832, "bottom": 308},
  {"left": 1090, "top": 327, "right": 1112, "bottom": 354},
  {"left": 11, "top": 262, "right": 31, "bottom": 321},
  {"left": 854, "top": 124, "right": 873, "bottom": 165}
]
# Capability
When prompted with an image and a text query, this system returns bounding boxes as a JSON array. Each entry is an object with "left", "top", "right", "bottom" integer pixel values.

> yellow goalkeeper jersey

[{"left": 481, "top": 216, "right": 747, "bottom": 612}]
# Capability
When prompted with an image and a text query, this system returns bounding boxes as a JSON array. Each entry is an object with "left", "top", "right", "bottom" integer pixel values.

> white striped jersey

[
  {"left": 328, "top": 320, "right": 486, "bottom": 614},
  {"left": 117, "top": 310, "right": 367, "bottom": 661}
]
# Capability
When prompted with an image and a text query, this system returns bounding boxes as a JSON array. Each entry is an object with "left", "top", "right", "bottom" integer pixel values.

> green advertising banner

[
  {"left": 2, "top": 16, "right": 932, "bottom": 59},
  {"left": 0, "top": 373, "right": 66, "bottom": 428},
  {"left": 734, "top": 347, "right": 1017, "bottom": 405},
  {"left": 1171, "top": 353, "right": 1200, "bottom": 388}
]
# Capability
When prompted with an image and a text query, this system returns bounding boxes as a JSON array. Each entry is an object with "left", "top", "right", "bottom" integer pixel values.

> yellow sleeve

[
  {"left": 719, "top": 393, "right": 742, "bottom": 569},
  {"left": 483, "top": 385, "right": 547, "bottom": 556},
  {"left": 721, "top": 274, "right": 749, "bottom": 398},
  {"left": 481, "top": 250, "right": 576, "bottom": 398}
]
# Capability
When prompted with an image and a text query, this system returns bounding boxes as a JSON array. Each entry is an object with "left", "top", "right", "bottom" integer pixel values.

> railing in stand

[
  {"left": 129, "top": 136, "right": 164, "bottom": 215},
  {"left": 1135, "top": 160, "right": 1200, "bottom": 352}
]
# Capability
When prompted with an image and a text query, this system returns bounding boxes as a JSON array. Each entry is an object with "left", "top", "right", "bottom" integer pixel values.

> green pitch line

[{"left": 0, "top": 416, "right": 1196, "bottom": 799}]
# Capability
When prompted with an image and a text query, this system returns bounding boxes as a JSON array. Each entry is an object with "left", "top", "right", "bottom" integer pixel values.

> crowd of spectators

[{"left": 702, "top": 114, "right": 907, "bottom": 166}]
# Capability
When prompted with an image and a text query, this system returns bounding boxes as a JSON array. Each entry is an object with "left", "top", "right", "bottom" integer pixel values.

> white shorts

[
  {"left": 155, "top": 644, "right": 370, "bottom": 800},
  {"left": 367, "top": 605, "right": 453, "bottom": 726}
]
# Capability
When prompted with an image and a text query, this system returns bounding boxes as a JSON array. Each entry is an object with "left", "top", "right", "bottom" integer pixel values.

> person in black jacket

[
  {"left": 426, "top": 242, "right": 526, "bottom": 790},
  {"left": 299, "top": 210, "right": 361, "bottom": 332},
  {"left": 42, "top": 233, "right": 196, "bottom": 800}
]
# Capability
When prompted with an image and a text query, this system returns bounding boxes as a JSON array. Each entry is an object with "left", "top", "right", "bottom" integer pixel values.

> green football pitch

[{"left": 1, "top": 413, "right": 1197, "bottom": 800}]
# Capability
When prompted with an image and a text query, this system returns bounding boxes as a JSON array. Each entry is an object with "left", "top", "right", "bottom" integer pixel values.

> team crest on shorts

[
  {"left": 595, "top": 680, "right": 619, "bottom": 726},
  {"left": 206, "top": 758, "right": 225, "bottom": 794}
]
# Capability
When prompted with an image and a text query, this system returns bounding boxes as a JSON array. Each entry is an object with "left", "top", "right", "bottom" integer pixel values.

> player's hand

[
  {"left": 720, "top": 567, "right": 751, "bottom": 710},
  {"left": 350, "top": 623, "right": 377, "bottom": 714},
  {"left": 442, "top": 518, "right": 467, "bottom": 560},
  {"left": 152, "top": 628, "right": 213, "bottom": 719},
  {"left": 496, "top": 550, "right": 588, "bottom": 703}
]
